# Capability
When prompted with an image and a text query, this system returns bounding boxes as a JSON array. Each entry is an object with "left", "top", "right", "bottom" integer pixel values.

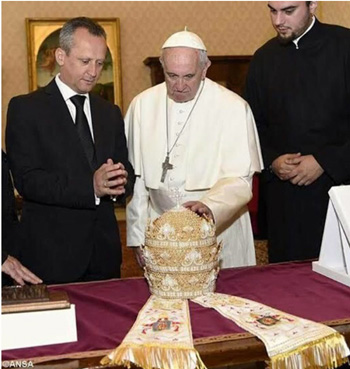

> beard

[
  {"left": 277, "top": 32, "right": 297, "bottom": 45},
  {"left": 276, "top": 16, "right": 313, "bottom": 45}
]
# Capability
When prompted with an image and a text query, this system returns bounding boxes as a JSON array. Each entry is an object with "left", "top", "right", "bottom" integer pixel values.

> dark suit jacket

[
  {"left": 2, "top": 150, "right": 20, "bottom": 263},
  {"left": 2, "top": 150, "right": 22, "bottom": 286},
  {"left": 5, "top": 79, "right": 134, "bottom": 284}
]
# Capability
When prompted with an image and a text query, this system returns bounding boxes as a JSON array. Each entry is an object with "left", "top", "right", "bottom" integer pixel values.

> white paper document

[{"left": 313, "top": 185, "right": 350, "bottom": 287}]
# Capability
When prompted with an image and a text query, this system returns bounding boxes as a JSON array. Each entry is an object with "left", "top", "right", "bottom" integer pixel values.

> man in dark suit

[
  {"left": 2, "top": 150, "right": 42, "bottom": 286},
  {"left": 6, "top": 17, "right": 134, "bottom": 284}
]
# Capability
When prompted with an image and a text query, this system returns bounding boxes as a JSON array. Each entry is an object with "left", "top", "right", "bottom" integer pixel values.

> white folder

[
  {"left": 313, "top": 185, "right": 350, "bottom": 287},
  {"left": 2, "top": 304, "right": 77, "bottom": 350}
]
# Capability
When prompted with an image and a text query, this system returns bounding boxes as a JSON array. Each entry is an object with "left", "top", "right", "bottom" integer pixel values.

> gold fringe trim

[
  {"left": 100, "top": 342, "right": 207, "bottom": 369},
  {"left": 270, "top": 332, "right": 350, "bottom": 369}
]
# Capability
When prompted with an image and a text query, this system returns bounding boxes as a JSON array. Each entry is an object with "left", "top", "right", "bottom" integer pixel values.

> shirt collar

[
  {"left": 55, "top": 74, "right": 89, "bottom": 102},
  {"left": 293, "top": 16, "right": 316, "bottom": 49}
]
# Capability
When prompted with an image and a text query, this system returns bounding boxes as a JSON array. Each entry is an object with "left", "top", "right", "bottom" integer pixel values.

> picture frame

[{"left": 26, "top": 18, "right": 123, "bottom": 110}]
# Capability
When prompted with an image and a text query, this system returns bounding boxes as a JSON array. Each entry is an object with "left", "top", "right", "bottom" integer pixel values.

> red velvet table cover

[{"left": 2, "top": 261, "right": 350, "bottom": 361}]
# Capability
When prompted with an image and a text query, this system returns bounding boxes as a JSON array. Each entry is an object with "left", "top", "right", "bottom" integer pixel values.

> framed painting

[{"left": 26, "top": 18, "right": 123, "bottom": 109}]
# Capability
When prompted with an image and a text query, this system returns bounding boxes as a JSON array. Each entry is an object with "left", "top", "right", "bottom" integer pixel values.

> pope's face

[
  {"left": 268, "top": 1, "right": 317, "bottom": 44},
  {"left": 162, "top": 47, "right": 209, "bottom": 103},
  {"left": 55, "top": 27, "right": 107, "bottom": 94}
]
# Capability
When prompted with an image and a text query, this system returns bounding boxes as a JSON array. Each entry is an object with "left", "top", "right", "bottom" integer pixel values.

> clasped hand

[
  {"left": 271, "top": 153, "right": 324, "bottom": 186},
  {"left": 93, "top": 158, "right": 128, "bottom": 198}
]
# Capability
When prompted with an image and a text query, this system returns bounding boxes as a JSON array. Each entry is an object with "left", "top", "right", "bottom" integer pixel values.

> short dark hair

[
  {"left": 306, "top": 1, "right": 311, "bottom": 6},
  {"left": 59, "top": 17, "right": 106, "bottom": 55}
]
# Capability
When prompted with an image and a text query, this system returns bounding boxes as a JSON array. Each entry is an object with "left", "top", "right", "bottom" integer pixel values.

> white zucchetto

[{"left": 162, "top": 28, "right": 207, "bottom": 51}]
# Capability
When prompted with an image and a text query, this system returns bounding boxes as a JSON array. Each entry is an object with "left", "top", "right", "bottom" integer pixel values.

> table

[{"left": 2, "top": 261, "right": 350, "bottom": 368}]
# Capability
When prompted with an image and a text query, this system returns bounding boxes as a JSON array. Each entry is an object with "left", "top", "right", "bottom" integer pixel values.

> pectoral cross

[{"left": 161, "top": 155, "right": 173, "bottom": 183}]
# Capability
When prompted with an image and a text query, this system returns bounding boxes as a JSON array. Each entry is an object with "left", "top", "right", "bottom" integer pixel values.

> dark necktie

[{"left": 70, "top": 95, "right": 97, "bottom": 170}]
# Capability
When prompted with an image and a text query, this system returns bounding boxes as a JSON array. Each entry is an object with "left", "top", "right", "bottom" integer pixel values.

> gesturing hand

[{"left": 94, "top": 158, "right": 128, "bottom": 198}]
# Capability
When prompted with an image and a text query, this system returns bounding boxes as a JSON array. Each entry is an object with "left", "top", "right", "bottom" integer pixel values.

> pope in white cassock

[{"left": 125, "top": 29, "right": 263, "bottom": 268}]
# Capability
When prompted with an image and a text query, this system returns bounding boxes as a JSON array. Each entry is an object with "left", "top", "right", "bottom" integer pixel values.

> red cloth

[{"left": 2, "top": 261, "right": 350, "bottom": 361}]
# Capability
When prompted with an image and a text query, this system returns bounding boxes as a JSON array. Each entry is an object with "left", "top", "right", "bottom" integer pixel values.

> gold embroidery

[{"left": 143, "top": 207, "right": 221, "bottom": 299}]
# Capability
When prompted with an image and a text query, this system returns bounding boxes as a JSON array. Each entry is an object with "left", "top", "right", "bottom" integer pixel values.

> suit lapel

[
  {"left": 44, "top": 79, "right": 72, "bottom": 123},
  {"left": 90, "top": 94, "right": 109, "bottom": 167},
  {"left": 44, "top": 79, "right": 77, "bottom": 134}
]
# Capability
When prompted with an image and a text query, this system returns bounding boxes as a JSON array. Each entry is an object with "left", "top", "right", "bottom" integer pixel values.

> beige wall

[
  {"left": 321, "top": 1, "right": 350, "bottom": 27},
  {"left": 2, "top": 1, "right": 350, "bottom": 146}
]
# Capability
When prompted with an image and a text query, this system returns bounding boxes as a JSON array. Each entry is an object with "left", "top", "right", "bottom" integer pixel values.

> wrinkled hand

[
  {"left": 94, "top": 159, "right": 128, "bottom": 198},
  {"left": 287, "top": 155, "right": 324, "bottom": 186},
  {"left": 2, "top": 255, "right": 42, "bottom": 285},
  {"left": 133, "top": 247, "right": 145, "bottom": 268},
  {"left": 271, "top": 153, "right": 301, "bottom": 180},
  {"left": 182, "top": 201, "right": 214, "bottom": 220}
]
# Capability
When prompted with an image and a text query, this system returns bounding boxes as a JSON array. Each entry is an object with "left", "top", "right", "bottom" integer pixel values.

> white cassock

[{"left": 125, "top": 78, "right": 263, "bottom": 268}]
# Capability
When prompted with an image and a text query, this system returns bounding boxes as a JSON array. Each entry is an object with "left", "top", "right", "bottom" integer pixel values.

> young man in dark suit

[
  {"left": 245, "top": 2, "right": 350, "bottom": 263},
  {"left": 6, "top": 17, "right": 134, "bottom": 284},
  {"left": 2, "top": 150, "right": 42, "bottom": 286}
]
